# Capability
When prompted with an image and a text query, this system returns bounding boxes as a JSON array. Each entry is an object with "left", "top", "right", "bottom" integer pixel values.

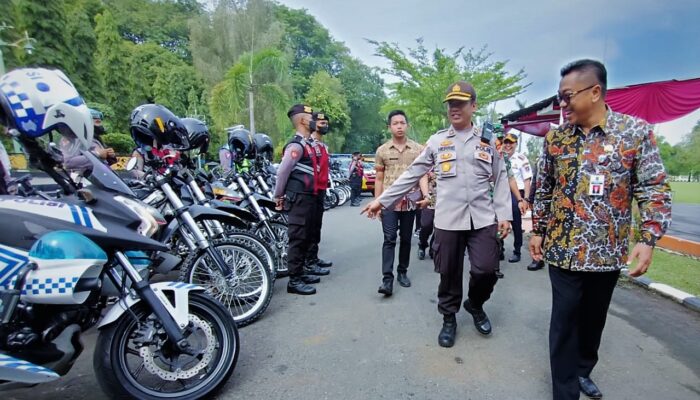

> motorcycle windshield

[{"left": 83, "top": 151, "right": 136, "bottom": 197}]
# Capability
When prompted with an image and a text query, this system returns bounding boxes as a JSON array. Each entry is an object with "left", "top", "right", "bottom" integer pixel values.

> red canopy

[{"left": 502, "top": 77, "right": 700, "bottom": 136}]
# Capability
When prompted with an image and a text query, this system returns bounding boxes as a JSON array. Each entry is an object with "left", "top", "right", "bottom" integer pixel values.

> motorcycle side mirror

[{"left": 126, "top": 157, "right": 138, "bottom": 171}]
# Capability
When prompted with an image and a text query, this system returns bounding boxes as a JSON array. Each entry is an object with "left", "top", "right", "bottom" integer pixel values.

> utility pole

[{"left": 248, "top": 16, "right": 256, "bottom": 135}]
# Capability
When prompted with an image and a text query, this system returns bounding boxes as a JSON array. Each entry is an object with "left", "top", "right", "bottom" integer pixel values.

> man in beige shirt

[{"left": 373, "top": 110, "right": 424, "bottom": 296}]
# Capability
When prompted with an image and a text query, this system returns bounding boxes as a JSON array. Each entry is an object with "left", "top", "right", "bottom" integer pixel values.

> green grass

[
  {"left": 670, "top": 182, "right": 700, "bottom": 204},
  {"left": 642, "top": 249, "right": 700, "bottom": 296}
]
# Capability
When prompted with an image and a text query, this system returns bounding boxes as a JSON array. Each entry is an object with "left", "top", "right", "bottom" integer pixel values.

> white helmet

[{"left": 0, "top": 68, "right": 93, "bottom": 158}]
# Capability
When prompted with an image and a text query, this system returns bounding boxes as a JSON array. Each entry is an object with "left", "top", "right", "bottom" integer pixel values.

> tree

[
  {"left": 94, "top": 9, "right": 132, "bottom": 132},
  {"left": 106, "top": 0, "right": 201, "bottom": 59},
  {"left": 525, "top": 135, "right": 545, "bottom": 167},
  {"left": 64, "top": 0, "right": 100, "bottom": 99},
  {"left": 337, "top": 57, "right": 387, "bottom": 153},
  {"left": 0, "top": 0, "right": 20, "bottom": 71},
  {"left": 152, "top": 63, "right": 206, "bottom": 117},
  {"left": 672, "top": 120, "right": 700, "bottom": 180},
  {"left": 14, "top": 0, "right": 73, "bottom": 71},
  {"left": 371, "top": 39, "right": 529, "bottom": 142},
  {"left": 275, "top": 4, "right": 349, "bottom": 98},
  {"left": 209, "top": 47, "right": 292, "bottom": 152},
  {"left": 190, "top": 0, "right": 283, "bottom": 87},
  {"left": 304, "top": 71, "right": 351, "bottom": 153}
]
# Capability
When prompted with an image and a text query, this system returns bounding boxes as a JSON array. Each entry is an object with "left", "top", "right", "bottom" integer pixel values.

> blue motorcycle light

[{"left": 29, "top": 231, "right": 107, "bottom": 260}]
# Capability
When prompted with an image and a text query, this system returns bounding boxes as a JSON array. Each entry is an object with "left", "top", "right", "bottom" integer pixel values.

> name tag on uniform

[{"left": 589, "top": 174, "right": 605, "bottom": 196}]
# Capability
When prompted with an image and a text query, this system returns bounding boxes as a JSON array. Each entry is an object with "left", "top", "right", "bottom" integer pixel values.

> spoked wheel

[
  {"left": 253, "top": 221, "right": 289, "bottom": 277},
  {"left": 180, "top": 239, "right": 273, "bottom": 327},
  {"left": 224, "top": 227, "right": 278, "bottom": 283},
  {"left": 328, "top": 190, "right": 339, "bottom": 208},
  {"left": 336, "top": 188, "right": 348, "bottom": 206},
  {"left": 94, "top": 292, "right": 239, "bottom": 400}
]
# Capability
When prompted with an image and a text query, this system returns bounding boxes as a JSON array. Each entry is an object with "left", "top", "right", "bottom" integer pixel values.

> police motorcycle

[
  {"left": 0, "top": 68, "right": 238, "bottom": 399},
  {"left": 208, "top": 128, "right": 289, "bottom": 277},
  {"left": 125, "top": 106, "right": 273, "bottom": 328}
]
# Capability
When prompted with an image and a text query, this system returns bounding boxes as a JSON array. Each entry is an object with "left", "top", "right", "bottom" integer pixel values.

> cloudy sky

[{"left": 279, "top": 0, "right": 700, "bottom": 144}]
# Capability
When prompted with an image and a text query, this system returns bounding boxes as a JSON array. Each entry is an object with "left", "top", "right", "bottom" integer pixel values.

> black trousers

[
  {"left": 285, "top": 192, "right": 316, "bottom": 277},
  {"left": 414, "top": 208, "right": 422, "bottom": 232},
  {"left": 432, "top": 225, "right": 499, "bottom": 315},
  {"left": 549, "top": 266, "right": 620, "bottom": 400},
  {"left": 306, "top": 192, "right": 325, "bottom": 263},
  {"left": 510, "top": 190, "right": 524, "bottom": 256},
  {"left": 350, "top": 175, "right": 362, "bottom": 203},
  {"left": 380, "top": 209, "right": 415, "bottom": 281},
  {"left": 419, "top": 208, "right": 435, "bottom": 250}
]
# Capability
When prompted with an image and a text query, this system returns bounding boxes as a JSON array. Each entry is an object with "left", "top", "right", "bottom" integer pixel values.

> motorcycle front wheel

[
  {"left": 94, "top": 292, "right": 239, "bottom": 400},
  {"left": 181, "top": 238, "right": 273, "bottom": 327}
]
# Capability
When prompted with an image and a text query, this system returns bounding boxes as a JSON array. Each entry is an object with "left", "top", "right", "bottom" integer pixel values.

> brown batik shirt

[{"left": 375, "top": 138, "right": 423, "bottom": 211}]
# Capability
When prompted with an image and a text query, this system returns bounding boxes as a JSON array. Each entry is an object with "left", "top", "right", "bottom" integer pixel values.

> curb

[
  {"left": 621, "top": 269, "right": 700, "bottom": 313},
  {"left": 657, "top": 235, "right": 700, "bottom": 258}
]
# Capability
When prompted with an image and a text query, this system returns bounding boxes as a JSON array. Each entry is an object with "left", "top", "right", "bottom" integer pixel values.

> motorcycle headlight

[{"left": 114, "top": 196, "right": 166, "bottom": 237}]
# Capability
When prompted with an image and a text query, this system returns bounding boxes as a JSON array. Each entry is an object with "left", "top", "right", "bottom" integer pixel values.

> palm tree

[{"left": 210, "top": 47, "right": 292, "bottom": 150}]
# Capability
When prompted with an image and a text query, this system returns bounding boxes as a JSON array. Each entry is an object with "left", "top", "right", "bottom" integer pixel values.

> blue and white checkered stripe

[
  {"left": 0, "top": 354, "right": 59, "bottom": 378},
  {"left": 22, "top": 276, "right": 80, "bottom": 296},
  {"left": 0, "top": 79, "right": 43, "bottom": 136},
  {"left": 0, "top": 245, "right": 29, "bottom": 288}
]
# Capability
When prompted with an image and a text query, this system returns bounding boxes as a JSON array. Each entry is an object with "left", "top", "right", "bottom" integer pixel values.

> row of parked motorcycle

[{"left": 0, "top": 67, "right": 336, "bottom": 399}]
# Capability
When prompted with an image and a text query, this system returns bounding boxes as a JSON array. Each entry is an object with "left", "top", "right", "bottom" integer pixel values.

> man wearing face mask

[
  {"left": 63, "top": 107, "right": 116, "bottom": 174},
  {"left": 274, "top": 104, "right": 323, "bottom": 295},
  {"left": 348, "top": 152, "right": 364, "bottom": 206},
  {"left": 363, "top": 81, "right": 512, "bottom": 348},
  {"left": 305, "top": 111, "right": 334, "bottom": 275}
]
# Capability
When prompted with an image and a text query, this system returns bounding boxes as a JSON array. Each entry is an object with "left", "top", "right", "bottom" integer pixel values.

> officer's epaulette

[{"left": 434, "top": 128, "right": 449, "bottom": 135}]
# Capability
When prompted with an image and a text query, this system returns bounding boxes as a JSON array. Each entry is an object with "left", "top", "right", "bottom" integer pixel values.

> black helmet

[
  {"left": 253, "top": 133, "right": 274, "bottom": 161},
  {"left": 227, "top": 126, "right": 254, "bottom": 162},
  {"left": 129, "top": 104, "right": 189, "bottom": 150},
  {"left": 181, "top": 117, "right": 210, "bottom": 154}
]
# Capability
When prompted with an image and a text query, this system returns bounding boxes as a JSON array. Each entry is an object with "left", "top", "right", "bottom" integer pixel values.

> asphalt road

[
  {"left": 668, "top": 203, "right": 700, "bottom": 243},
  {"left": 4, "top": 197, "right": 700, "bottom": 400}
]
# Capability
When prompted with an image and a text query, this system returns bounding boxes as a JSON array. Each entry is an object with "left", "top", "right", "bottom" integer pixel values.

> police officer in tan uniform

[{"left": 363, "top": 81, "right": 512, "bottom": 348}]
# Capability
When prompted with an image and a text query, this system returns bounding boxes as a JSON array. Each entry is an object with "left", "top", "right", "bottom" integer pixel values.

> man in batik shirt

[{"left": 530, "top": 59, "right": 672, "bottom": 400}]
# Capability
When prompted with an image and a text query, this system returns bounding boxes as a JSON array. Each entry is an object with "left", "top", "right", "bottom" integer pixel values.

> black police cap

[{"left": 287, "top": 104, "right": 313, "bottom": 119}]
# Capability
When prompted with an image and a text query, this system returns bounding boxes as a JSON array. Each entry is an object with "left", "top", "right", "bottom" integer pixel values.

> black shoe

[
  {"left": 495, "top": 270, "right": 504, "bottom": 279},
  {"left": 287, "top": 277, "right": 316, "bottom": 295},
  {"left": 438, "top": 314, "right": 457, "bottom": 348},
  {"left": 527, "top": 260, "right": 545, "bottom": 271},
  {"left": 317, "top": 258, "right": 333, "bottom": 268},
  {"left": 304, "top": 265, "right": 330, "bottom": 276},
  {"left": 300, "top": 275, "right": 320, "bottom": 284},
  {"left": 499, "top": 253, "right": 505, "bottom": 261},
  {"left": 579, "top": 376, "right": 603, "bottom": 399},
  {"left": 429, "top": 249, "right": 434, "bottom": 259},
  {"left": 378, "top": 280, "right": 393, "bottom": 296},
  {"left": 418, "top": 248, "right": 426, "bottom": 260},
  {"left": 463, "top": 299, "right": 492, "bottom": 335},
  {"left": 397, "top": 272, "right": 411, "bottom": 287},
  {"left": 508, "top": 254, "right": 521, "bottom": 263}
]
